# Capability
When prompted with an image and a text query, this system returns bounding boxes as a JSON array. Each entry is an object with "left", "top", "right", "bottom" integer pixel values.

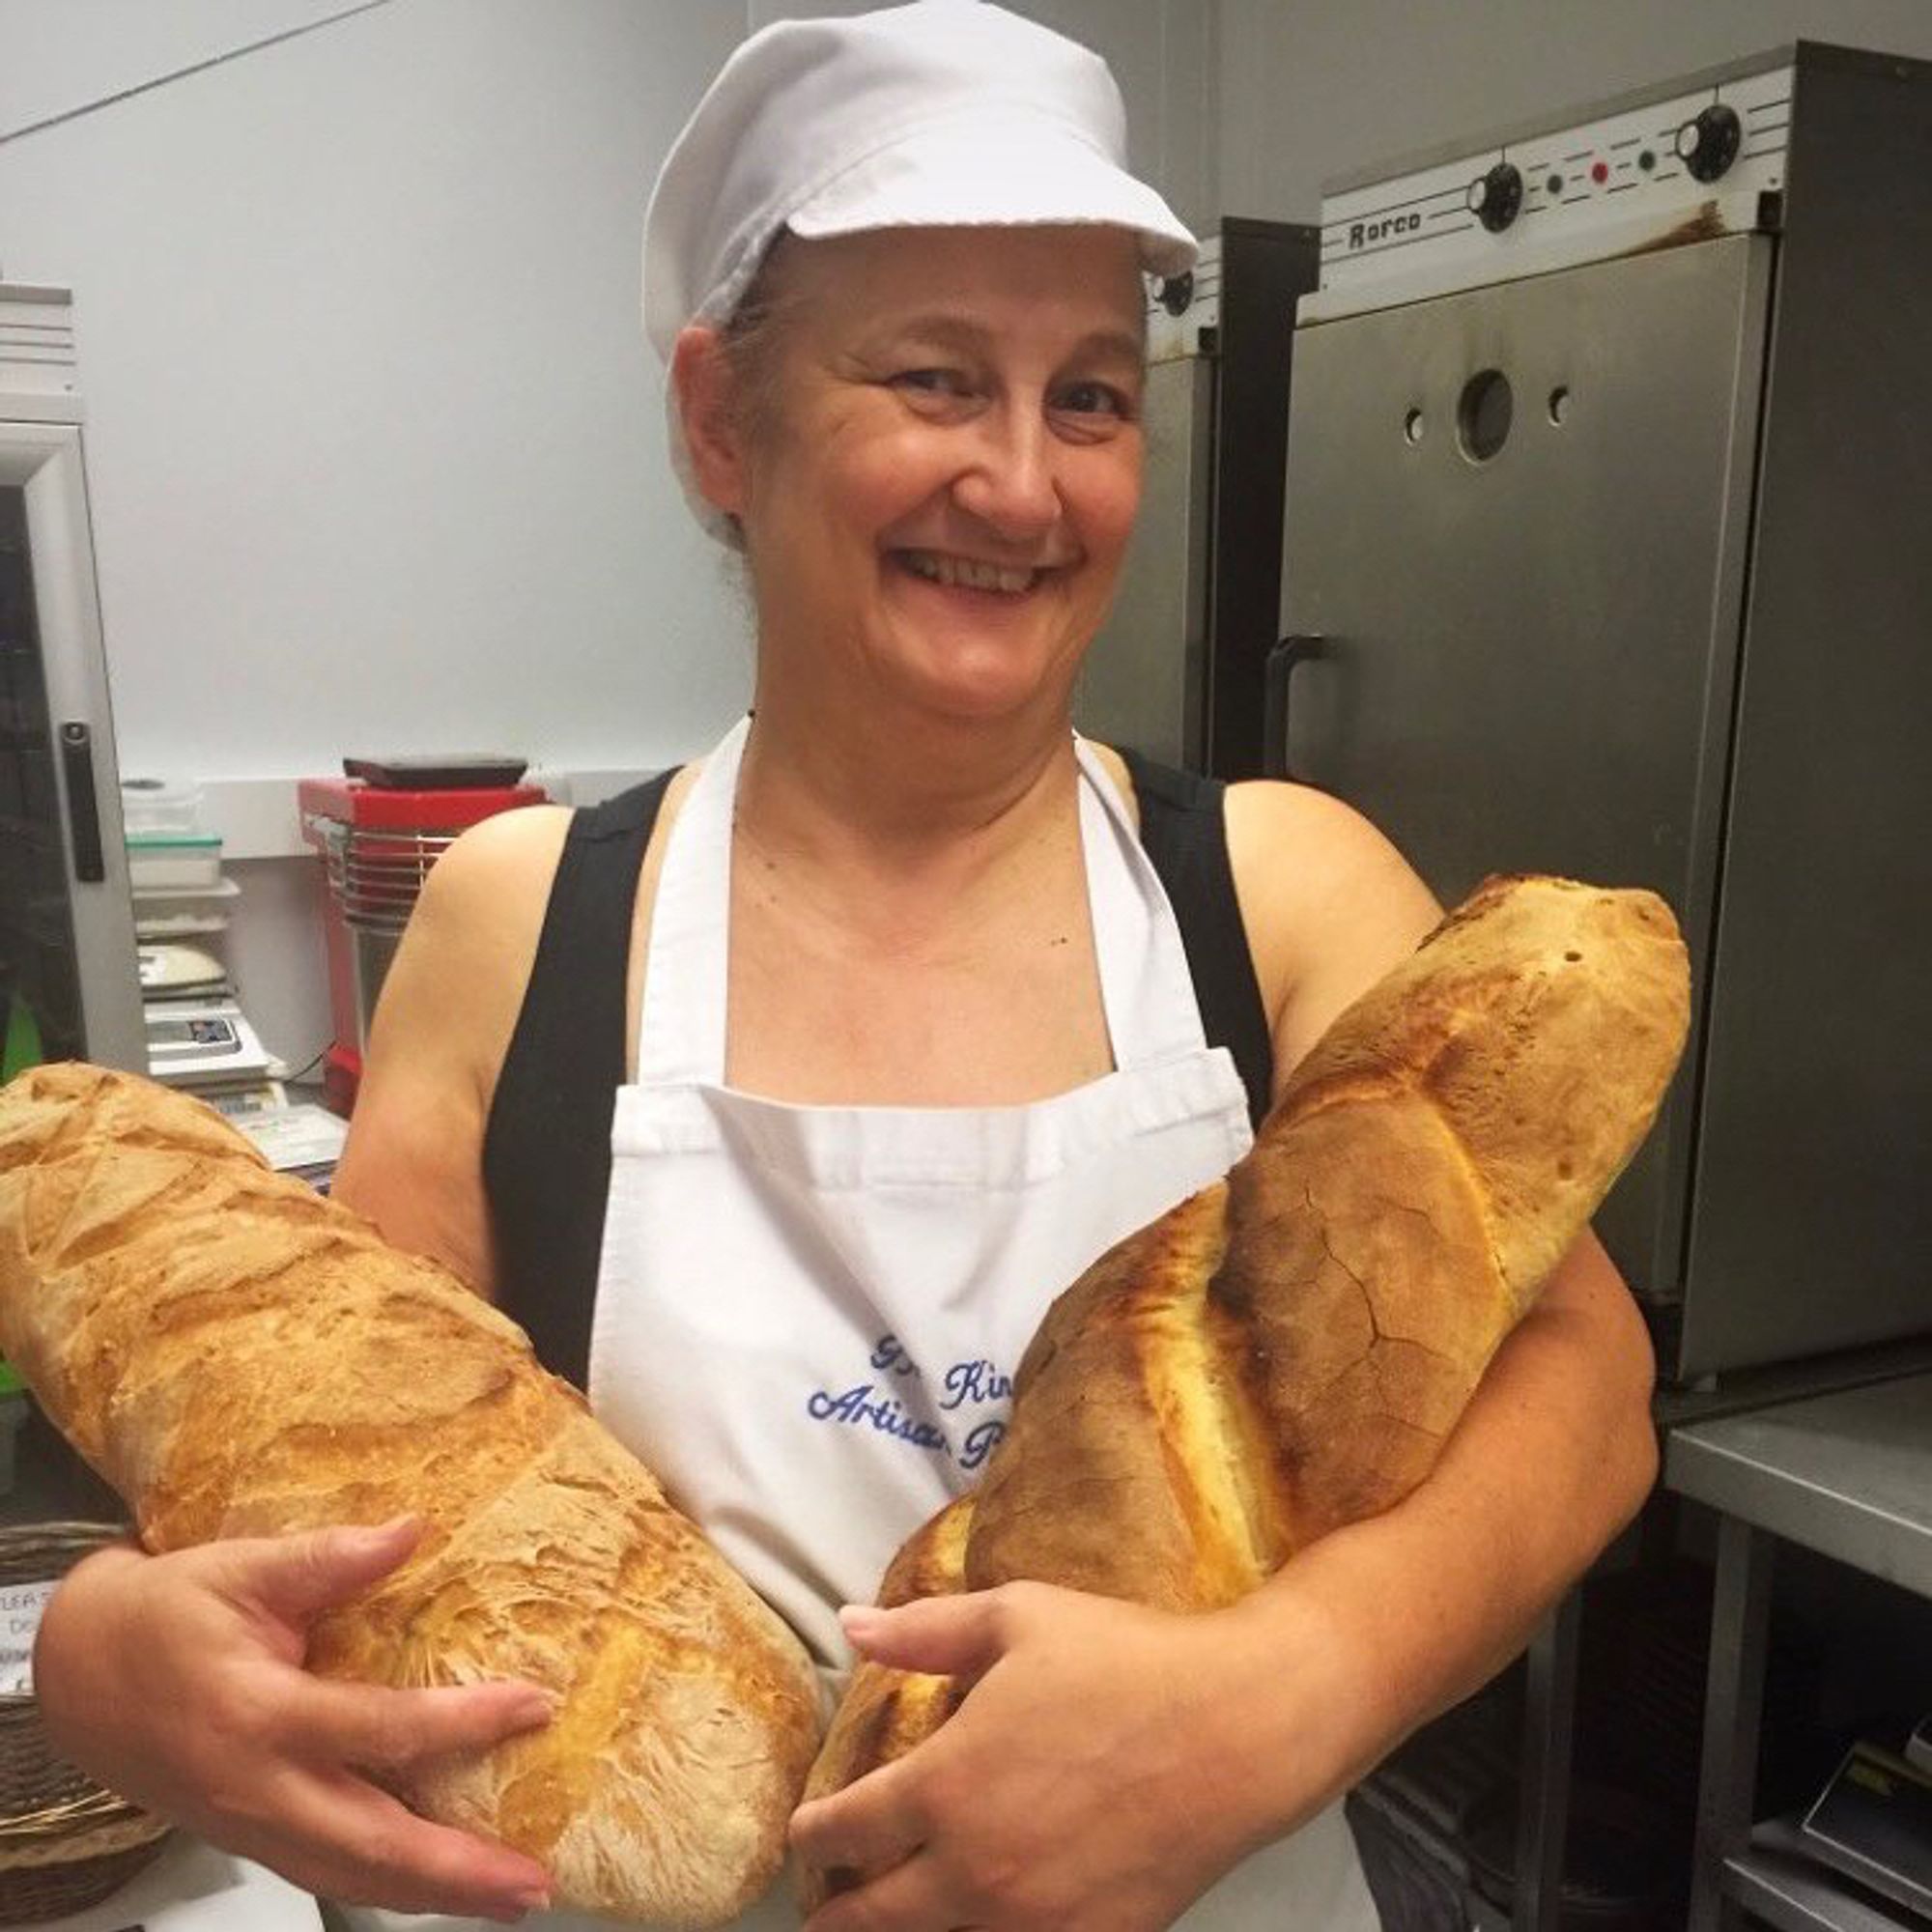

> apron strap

[
  {"left": 635, "top": 722, "right": 1212, "bottom": 1087},
  {"left": 635, "top": 715, "right": 747, "bottom": 1085},
  {"left": 1074, "top": 736, "right": 1213, "bottom": 1071}
]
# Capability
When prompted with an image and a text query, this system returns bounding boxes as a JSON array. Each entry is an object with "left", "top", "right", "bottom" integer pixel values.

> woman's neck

[{"left": 731, "top": 681, "right": 1083, "bottom": 913}]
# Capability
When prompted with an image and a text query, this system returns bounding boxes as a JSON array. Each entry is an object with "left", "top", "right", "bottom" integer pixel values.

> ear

[{"left": 670, "top": 325, "right": 748, "bottom": 520}]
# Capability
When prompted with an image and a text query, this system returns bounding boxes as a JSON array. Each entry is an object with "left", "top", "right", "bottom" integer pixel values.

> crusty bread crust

[
  {"left": 0, "top": 1065, "right": 821, "bottom": 1928},
  {"left": 801, "top": 876, "right": 1690, "bottom": 1902}
]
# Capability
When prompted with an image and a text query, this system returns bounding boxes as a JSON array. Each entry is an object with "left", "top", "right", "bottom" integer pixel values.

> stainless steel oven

[{"left": 1271, "top": 43, "right": 1932, "bottom": 1385}]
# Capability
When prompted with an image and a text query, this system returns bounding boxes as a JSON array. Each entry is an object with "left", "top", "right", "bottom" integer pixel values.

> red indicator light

[{"left": 1590, "top": 159, "right": 1610, "bottom": 185}]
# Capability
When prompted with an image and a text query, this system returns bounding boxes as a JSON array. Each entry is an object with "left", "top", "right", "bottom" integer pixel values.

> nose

[{"left": 950, "top": 402, "right": 1061, "bottom": 544}]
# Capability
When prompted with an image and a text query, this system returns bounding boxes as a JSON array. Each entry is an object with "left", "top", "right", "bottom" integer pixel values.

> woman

[{"left": 34, "top": 6, "right": 1658, "bottom": 1928}]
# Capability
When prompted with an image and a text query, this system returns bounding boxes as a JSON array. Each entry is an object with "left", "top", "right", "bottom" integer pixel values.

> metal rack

[
  {"left": 1667, "top": 1373, "right": 1932, "bottom": 1930},
  {"left": 296, "top": 773, "right": 544, "bottom": 1113}
]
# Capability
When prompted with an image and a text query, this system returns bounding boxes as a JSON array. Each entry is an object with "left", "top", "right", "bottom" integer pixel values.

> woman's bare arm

[{"left": 328, "top": 803, "right": 572, "bottom": 1294}]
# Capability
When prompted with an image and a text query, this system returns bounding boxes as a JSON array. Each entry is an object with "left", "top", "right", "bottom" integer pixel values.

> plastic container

[
  {"left": 126, "top": 833, "right": 223, "bottom": 891},
  {"left": 119, "top": 777, "right": 203, "bottom": 837},
  {"left": 130, "top": 876, "right": 241, "bottom": 942}
]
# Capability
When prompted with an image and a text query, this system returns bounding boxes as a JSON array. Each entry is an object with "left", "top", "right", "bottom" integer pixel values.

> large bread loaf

[
  {"left": 803, "top": 875, "right": 1690, "bottom": 1874},
  {"left": 0, "top": 1065, "right": 820, "bottom": 1929}
]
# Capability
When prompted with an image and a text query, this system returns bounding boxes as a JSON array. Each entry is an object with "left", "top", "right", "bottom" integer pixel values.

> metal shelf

[
  {"left": 1727, "top": 1822, "right": 1917, "bottom": 1932},
  {"left": 1666, "top": 1374, "right": 1932, "bottom": 1599},
  {"left": 1668, "top": 1372, "right": 1932, "bottom": 1930}
]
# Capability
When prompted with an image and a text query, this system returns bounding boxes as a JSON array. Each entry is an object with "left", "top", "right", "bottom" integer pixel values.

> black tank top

[{"left": 481, "top": 750, "right": 1272, "bottom": 1385}]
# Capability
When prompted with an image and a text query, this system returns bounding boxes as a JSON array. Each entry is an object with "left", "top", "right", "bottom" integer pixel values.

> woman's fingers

[
  {"left": 298, "top": 1674, "right": 554, "bottom": 1776},
  {"left": 798, "top": 1844, "right": 955, "bottom": 1932},
  {"left": 838, "top": 1586, "right": 1026, "bottom": 1680},
  {"left": 194, "top": 1673, "right": 555, "bottom": 1918},
  {"left": 238, "top": 1765, "right": 552, "bottom": 1920},
  {"left": 35, "top": 1533, "right": 558, "bottom": 1921},
  {"left": 790, "top": 1757, "right": 925, "bottom": 1888},
  {"left": 219, "top": 1518, "right": 424, "bottom": 1628}
]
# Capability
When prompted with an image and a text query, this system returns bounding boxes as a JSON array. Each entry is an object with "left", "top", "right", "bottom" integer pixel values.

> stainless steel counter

[
  {"left": 1668, "top": 1375, "right": 1932, "bottom": 1597},
  {"left": 1666, "top": 1369, "right": 1932, "bottom": 1932}
]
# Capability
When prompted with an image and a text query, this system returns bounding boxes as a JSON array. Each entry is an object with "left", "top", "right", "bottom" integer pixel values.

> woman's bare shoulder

[
  {"left": 423, "top": 800, "right": 576, "bottom": 909},
  {"left": 1222, "top": 779, "right": 1442, "bottom": 1090},
  {"left": 365, "top": 802, "right": 578, "bottom": 1073},
  {"left": 328, "top": 803, "right": 576, "bottom": 1288}
]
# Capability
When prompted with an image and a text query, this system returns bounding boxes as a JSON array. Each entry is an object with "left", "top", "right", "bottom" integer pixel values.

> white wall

[
  {"left": 2, "top": 0, "right": 748, "bottom": 787},
  {"left": 0, "top": 0, "right": 1206, "bottom": 1068},
  {"left": 1, "top": 1, "right": 361, "bottom": 134},
  {"left": 1218, "top": 0, "right": 1932, "bottom": 221}
]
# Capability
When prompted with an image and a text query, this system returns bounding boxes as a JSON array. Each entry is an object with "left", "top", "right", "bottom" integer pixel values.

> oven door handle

[
  {"left": 1263, "top": 634, "right": 1325, "bottom": 781},
  {"left": 59, "top": 722, "right": 107, "bottom": 884}
]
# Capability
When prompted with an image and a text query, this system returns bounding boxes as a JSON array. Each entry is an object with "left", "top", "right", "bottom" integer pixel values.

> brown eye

[
  {"left": 1053, "top": 382, "right": 1131, "bottom": 421},
  {"left": 891, "top": 368, "right": 970, "bottom": 399}
]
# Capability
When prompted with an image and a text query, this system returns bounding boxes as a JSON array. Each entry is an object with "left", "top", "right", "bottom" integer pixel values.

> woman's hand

[
  {"left": 789, "top": 1582, "right": 1348, "bottom": 1932},
  {"left": 34, "top": 1520, "right": 555, "bottom": 1922}
]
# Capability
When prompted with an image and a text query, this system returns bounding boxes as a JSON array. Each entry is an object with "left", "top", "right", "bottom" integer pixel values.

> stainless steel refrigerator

[
  {"left": 1, "top": 284, "right": 143, "bottom": 1077},
  {"left": 1271, "top": 44, "right": 1931, "bottom": 1385}
]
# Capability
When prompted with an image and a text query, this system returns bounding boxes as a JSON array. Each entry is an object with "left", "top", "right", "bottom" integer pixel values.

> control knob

[
  {"left": 1466, "top": 161, "right": 1524, "bottom": 233},
  {"left": 1675, "top": 103, "right": 1743, "bottom": 183},
  {"left": 1154, "top": 270, "right": 1194, "bottom": 318}
]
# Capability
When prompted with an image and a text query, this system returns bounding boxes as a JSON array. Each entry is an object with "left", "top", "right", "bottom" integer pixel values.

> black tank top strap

[
  {"left": 1115, "top": 748, "right": 1276, "bottom": 1132},
  {"left": 482, "top": 752, "right": 1275, "bottom": 1387},
  {"left": 481, "top": 771, "right": 673, "bottom": 1382}
]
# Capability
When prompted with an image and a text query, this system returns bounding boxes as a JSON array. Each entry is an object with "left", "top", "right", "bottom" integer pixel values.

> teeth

[{"left": 903, "top": 551, "right": 1037, "bottom": 594}]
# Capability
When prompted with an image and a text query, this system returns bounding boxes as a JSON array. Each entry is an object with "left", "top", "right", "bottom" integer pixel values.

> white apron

[{"left": 346, "top": 718, "right": 1378, "bottom": 1932}]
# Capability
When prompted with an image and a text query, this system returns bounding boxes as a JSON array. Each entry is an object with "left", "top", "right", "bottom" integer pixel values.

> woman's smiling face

[{"left": 688, "top": 223, "right": 1148, "bottom": 728}]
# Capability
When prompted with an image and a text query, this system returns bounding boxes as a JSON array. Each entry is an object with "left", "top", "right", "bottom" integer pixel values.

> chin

[
  {"left": 894, "top": 651, "right": 1079, "bottom": 730},
  {"left": 880, "top": 624, "right": 1085, "bottom": 725}
]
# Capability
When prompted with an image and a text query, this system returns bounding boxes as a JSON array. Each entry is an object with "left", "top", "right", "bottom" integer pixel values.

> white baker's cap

[
  {"left": 643, "top": 3, "right": 1197, "bottom": 533},
  {"left": 644, "top": 0, "right": 1195, "bottom": 362}
]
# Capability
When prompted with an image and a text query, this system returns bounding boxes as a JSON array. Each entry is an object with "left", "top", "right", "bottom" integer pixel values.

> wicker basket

[{"left": 0, "top": 1522, "right": 172, "bottom": 1925}]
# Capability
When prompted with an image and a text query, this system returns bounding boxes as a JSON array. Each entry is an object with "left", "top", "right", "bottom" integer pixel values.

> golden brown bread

[
  {"left": 802, "top": 875, "right": 1690, "bottom": 1878},
  {"left": 0, "top": 1064, "right": 820, "bottom": 1929},
  {"left": 798, "top": 1497, "right": 976, "bottom": 1898}
]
